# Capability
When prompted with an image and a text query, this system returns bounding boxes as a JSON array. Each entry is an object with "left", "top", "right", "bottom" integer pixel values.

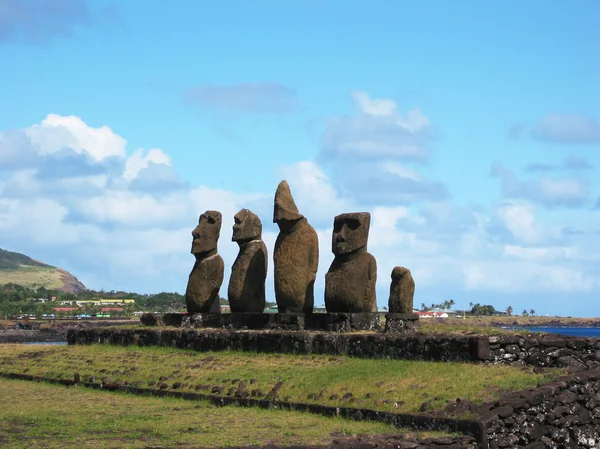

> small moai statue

[
  {"left": 388, "top": 266, "right": 415, "bottom": 313},
  {"left": 325, "top": 212, "right": 377, "bottom": 313},
  {"left": 185, "top": 210, "right": 224, "bottom": 314},
  {"left": 273, "top": 180, "right": 319, "bottom": 313},
  {"left": 228, "top": 208, "right": 268, "bottom": 313}
]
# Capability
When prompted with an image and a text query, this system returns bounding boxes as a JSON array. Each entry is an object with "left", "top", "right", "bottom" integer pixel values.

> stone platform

[{"left": 140, "top": 312, "right": 419, "bottom": 333}]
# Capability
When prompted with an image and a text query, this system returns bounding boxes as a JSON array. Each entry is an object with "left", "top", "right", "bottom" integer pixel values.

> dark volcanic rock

[{"left": 388, "top": 266, "right": 415, "bottom": 313}]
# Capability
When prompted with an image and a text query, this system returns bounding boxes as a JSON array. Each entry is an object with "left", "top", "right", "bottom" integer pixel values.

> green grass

[
  {"left": 0, "top": 378, "right": 429, "bottom": 449},
  {"left": 0, "top": 265, "right": 71, "bottom": 291},
  {"left": 0, "top": 344, "right": 561, "bottom": 414},
  {"left": 417, "top": 320, "right": 538, "bottom": 337}
]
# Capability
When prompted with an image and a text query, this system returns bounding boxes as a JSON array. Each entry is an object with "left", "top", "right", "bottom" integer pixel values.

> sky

[{"left": 0, "top": 0, "right": 599, "bottom": 316}]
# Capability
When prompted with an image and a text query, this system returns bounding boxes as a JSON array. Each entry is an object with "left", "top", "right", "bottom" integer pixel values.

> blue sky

[{"left": 0, "top": 0, "right": 599, "bottom": 316}]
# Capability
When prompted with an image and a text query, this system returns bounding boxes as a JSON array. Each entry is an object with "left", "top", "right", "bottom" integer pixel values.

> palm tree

[
  {"left": 529, "top": 309, "right": 535, "bottom": 316},
  {"left": 506, "top": 306, "right": 513, "bottom": 316}
]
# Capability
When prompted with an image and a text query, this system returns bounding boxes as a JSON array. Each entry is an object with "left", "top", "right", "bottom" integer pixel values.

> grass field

[
  {"left": 0, "top": 265, "right": 69, "bottom": 291},
  {"left": 0, "top": 344, "right": 560, "bottom": 414},
  {"left": 418, "top": 316, "right": 600, "bottom": 336},
  {"left": 0, "top": 378, "right": 431, "bottom": 449}
]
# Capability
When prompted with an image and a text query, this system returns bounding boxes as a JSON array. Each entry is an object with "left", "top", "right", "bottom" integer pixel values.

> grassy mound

[{"left": 0, "top": 344, "right": 561, "bottom": 414}]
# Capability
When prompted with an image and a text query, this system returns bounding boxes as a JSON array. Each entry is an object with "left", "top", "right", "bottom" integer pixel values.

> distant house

[{"left": 414, "top": 311, "right": 449, "bottom": 319}]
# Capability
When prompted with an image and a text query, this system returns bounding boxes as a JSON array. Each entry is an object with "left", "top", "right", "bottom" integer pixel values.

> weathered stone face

[
  {"left": 232, "top": 209, "right": 262, "bottom": 243},
  {"left": 273, "top": 180, "right": 319, "bottom": 313},
  {"left": 332, "top": 212, "right": 370, "bottom": 256},
  {"left": 228, "top": 209, "right": 268, "bottom": 313},
  {"left": 186, "top": 210, "right": 224, "bottom": 313},
  {"left": 388, "top": 266, "right": 415, "bottom": 313},
  {"left": 325, "top": 212, "right": 377, "bottom": 313},
  {"left": 191, "top": 210, "right": 222, "bottom": 254}
]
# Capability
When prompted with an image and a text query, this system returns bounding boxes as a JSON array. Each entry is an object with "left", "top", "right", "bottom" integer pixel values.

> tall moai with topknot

[
  {"left": 273, "top": 180, "right": 319, "bottom": 313},
  {"left": 228, "top": 208, "right": 268, "bottom": 313},
  {"left": 325, "top": 212, "right": 377, "bottom": 313},
  {"left": 185, "top": 210, "right": 224, "bottom": 314}
]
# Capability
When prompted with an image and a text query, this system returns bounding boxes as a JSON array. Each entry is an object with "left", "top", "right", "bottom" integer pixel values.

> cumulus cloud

[
  {"left": 0, "top": 0, "right": 116, "bottom": 44},
  {"left": 185, "top": 82, "right": 299, "bottom": 114},
  {"left": 531, "top": 114, "right": 600, "bottom": 145},
  {"left": 318, "top": 91, "right": 446, "bottom": 205},
  {"left": 1, "top": 113, "right": 600, "bottom": 316},
  {"left": 490, "top": 162, "right": 590, "bottom": 208},
  {"left": 321, "top": 90, "right": 431, "bottom": 161}
]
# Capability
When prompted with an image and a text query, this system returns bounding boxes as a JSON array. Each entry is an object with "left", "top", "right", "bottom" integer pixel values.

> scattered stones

[
  {"left": 185, "top": 210, "right": 224, "bottom": 313},
  {"left": 273, "top": 180, "right": 319, "bottom": 313},
  {"left": 228, "top": 209, "right": 268, "bottom": 313},
  {"left": 325, "top": 212, "right": 377, "bottom": 312}
]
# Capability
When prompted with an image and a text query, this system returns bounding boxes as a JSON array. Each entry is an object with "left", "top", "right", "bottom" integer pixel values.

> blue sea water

[
  {"left": 523, "top": 327, "right": 600, "bottom": 338},
  {"left": 23, "top": 341, "right": 67, "bottom": 345}
]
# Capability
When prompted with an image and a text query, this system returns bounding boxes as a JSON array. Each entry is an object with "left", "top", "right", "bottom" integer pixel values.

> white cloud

[
  {"left": 26, "top": 114, "right": 126, "bottom": 160},
  {"left": 491, "top": 162, "right": 590, "bottom": 208},
  {"left": 494, "top": 201, "right": 541, "bottom": 244},
  {"left": 123, "top": 148, "right": 172, "bottom": 181},
  {"left": 318, "top": 91, "right": 446, "bottom": 205},
  {"left": 1, "top": 113, "right": 600, "bottom": 316}
]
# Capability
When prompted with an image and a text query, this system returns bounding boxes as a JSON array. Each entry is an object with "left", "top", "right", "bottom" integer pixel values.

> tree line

[{"left": 0, "top": 283, "right": 190, "bottom": 319}]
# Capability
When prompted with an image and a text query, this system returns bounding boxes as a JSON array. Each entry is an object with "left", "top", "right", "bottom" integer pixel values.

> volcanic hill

[{"left": 0, "top": 248, "right": 86, "bottom": 294}]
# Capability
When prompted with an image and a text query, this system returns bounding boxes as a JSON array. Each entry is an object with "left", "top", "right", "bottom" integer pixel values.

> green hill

[{"left": 0, "top": 248, "right": 86, "bottom": 294}]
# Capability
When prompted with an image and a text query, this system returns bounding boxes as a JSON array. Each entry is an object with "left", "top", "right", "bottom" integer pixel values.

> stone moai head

[
  {"left": 391, "top": 266, "right": 410, "bottom": 282},
  {"left": 190, "top": 210, "right": 222, "bottom": 255},
  {"left": 273, "top": 180, "right": 303, "bottom": 231},
  {"left": 232, "top": 208, "right": 262, "bottom": 243},
  {"left": 332, "top": 212, "right": 371, "bottom": 256}
]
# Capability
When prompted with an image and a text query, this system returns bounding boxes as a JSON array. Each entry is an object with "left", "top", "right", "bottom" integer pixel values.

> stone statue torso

[
  {"left": 185, "top": 253, "right": 224, "bottom": 313},
  {"left": 325, "top": 251, "right": 377, "bottom": 313},
  {"left": 228, "top": 240, "right": 267, "bottom": 312},
  {"left": 274, "top": 219, "right": 319, "bottom": 313}
]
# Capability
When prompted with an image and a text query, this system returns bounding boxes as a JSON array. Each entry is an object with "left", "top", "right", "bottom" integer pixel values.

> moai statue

[
  {"left": 325, "top": 212, "right": 377, "bottom": 313},
  {"left": 273, "top": 180, "right": 319, "bottom": 313},
  {"left": 185, "top": 210, "right": 224, "bottom": 314},
  {"left": 388, "top": 266, "right": 415, "bottom": 313},
  {"left": 228, "top": 208, "right": 268, "bottom": 313}
]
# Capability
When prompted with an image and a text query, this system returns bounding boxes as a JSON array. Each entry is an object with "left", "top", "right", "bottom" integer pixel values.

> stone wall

[
  {"left": 67, "top": 327, "right": 600, "bottom": 370},
  {"left": 488, "top": 335, "right": 600, "bottom": 370},
  {"left": 475, "top": 366, "right": 600, "bottom": 448},
  {"left": 68, "top": 328, "right": 489, "bottom": 362}
]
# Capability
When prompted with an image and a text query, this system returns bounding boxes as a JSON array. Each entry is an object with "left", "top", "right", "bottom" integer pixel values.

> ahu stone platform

[{"left": 140, "top": 312, "right": 419, "bottom": 333}]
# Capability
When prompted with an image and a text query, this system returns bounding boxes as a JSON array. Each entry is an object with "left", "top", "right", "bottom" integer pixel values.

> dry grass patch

[
  {"left": 0, "top": 378, "right": 429, "bottom": 449},
  {"left": 0, "top": 344, "right": 561, "bottom": 415},
  {"left": 418, "top": 320, "right": 537, "bottom": 337},
  {"left": 0, "top": 266, "right": 66, "bottom": 290}
]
